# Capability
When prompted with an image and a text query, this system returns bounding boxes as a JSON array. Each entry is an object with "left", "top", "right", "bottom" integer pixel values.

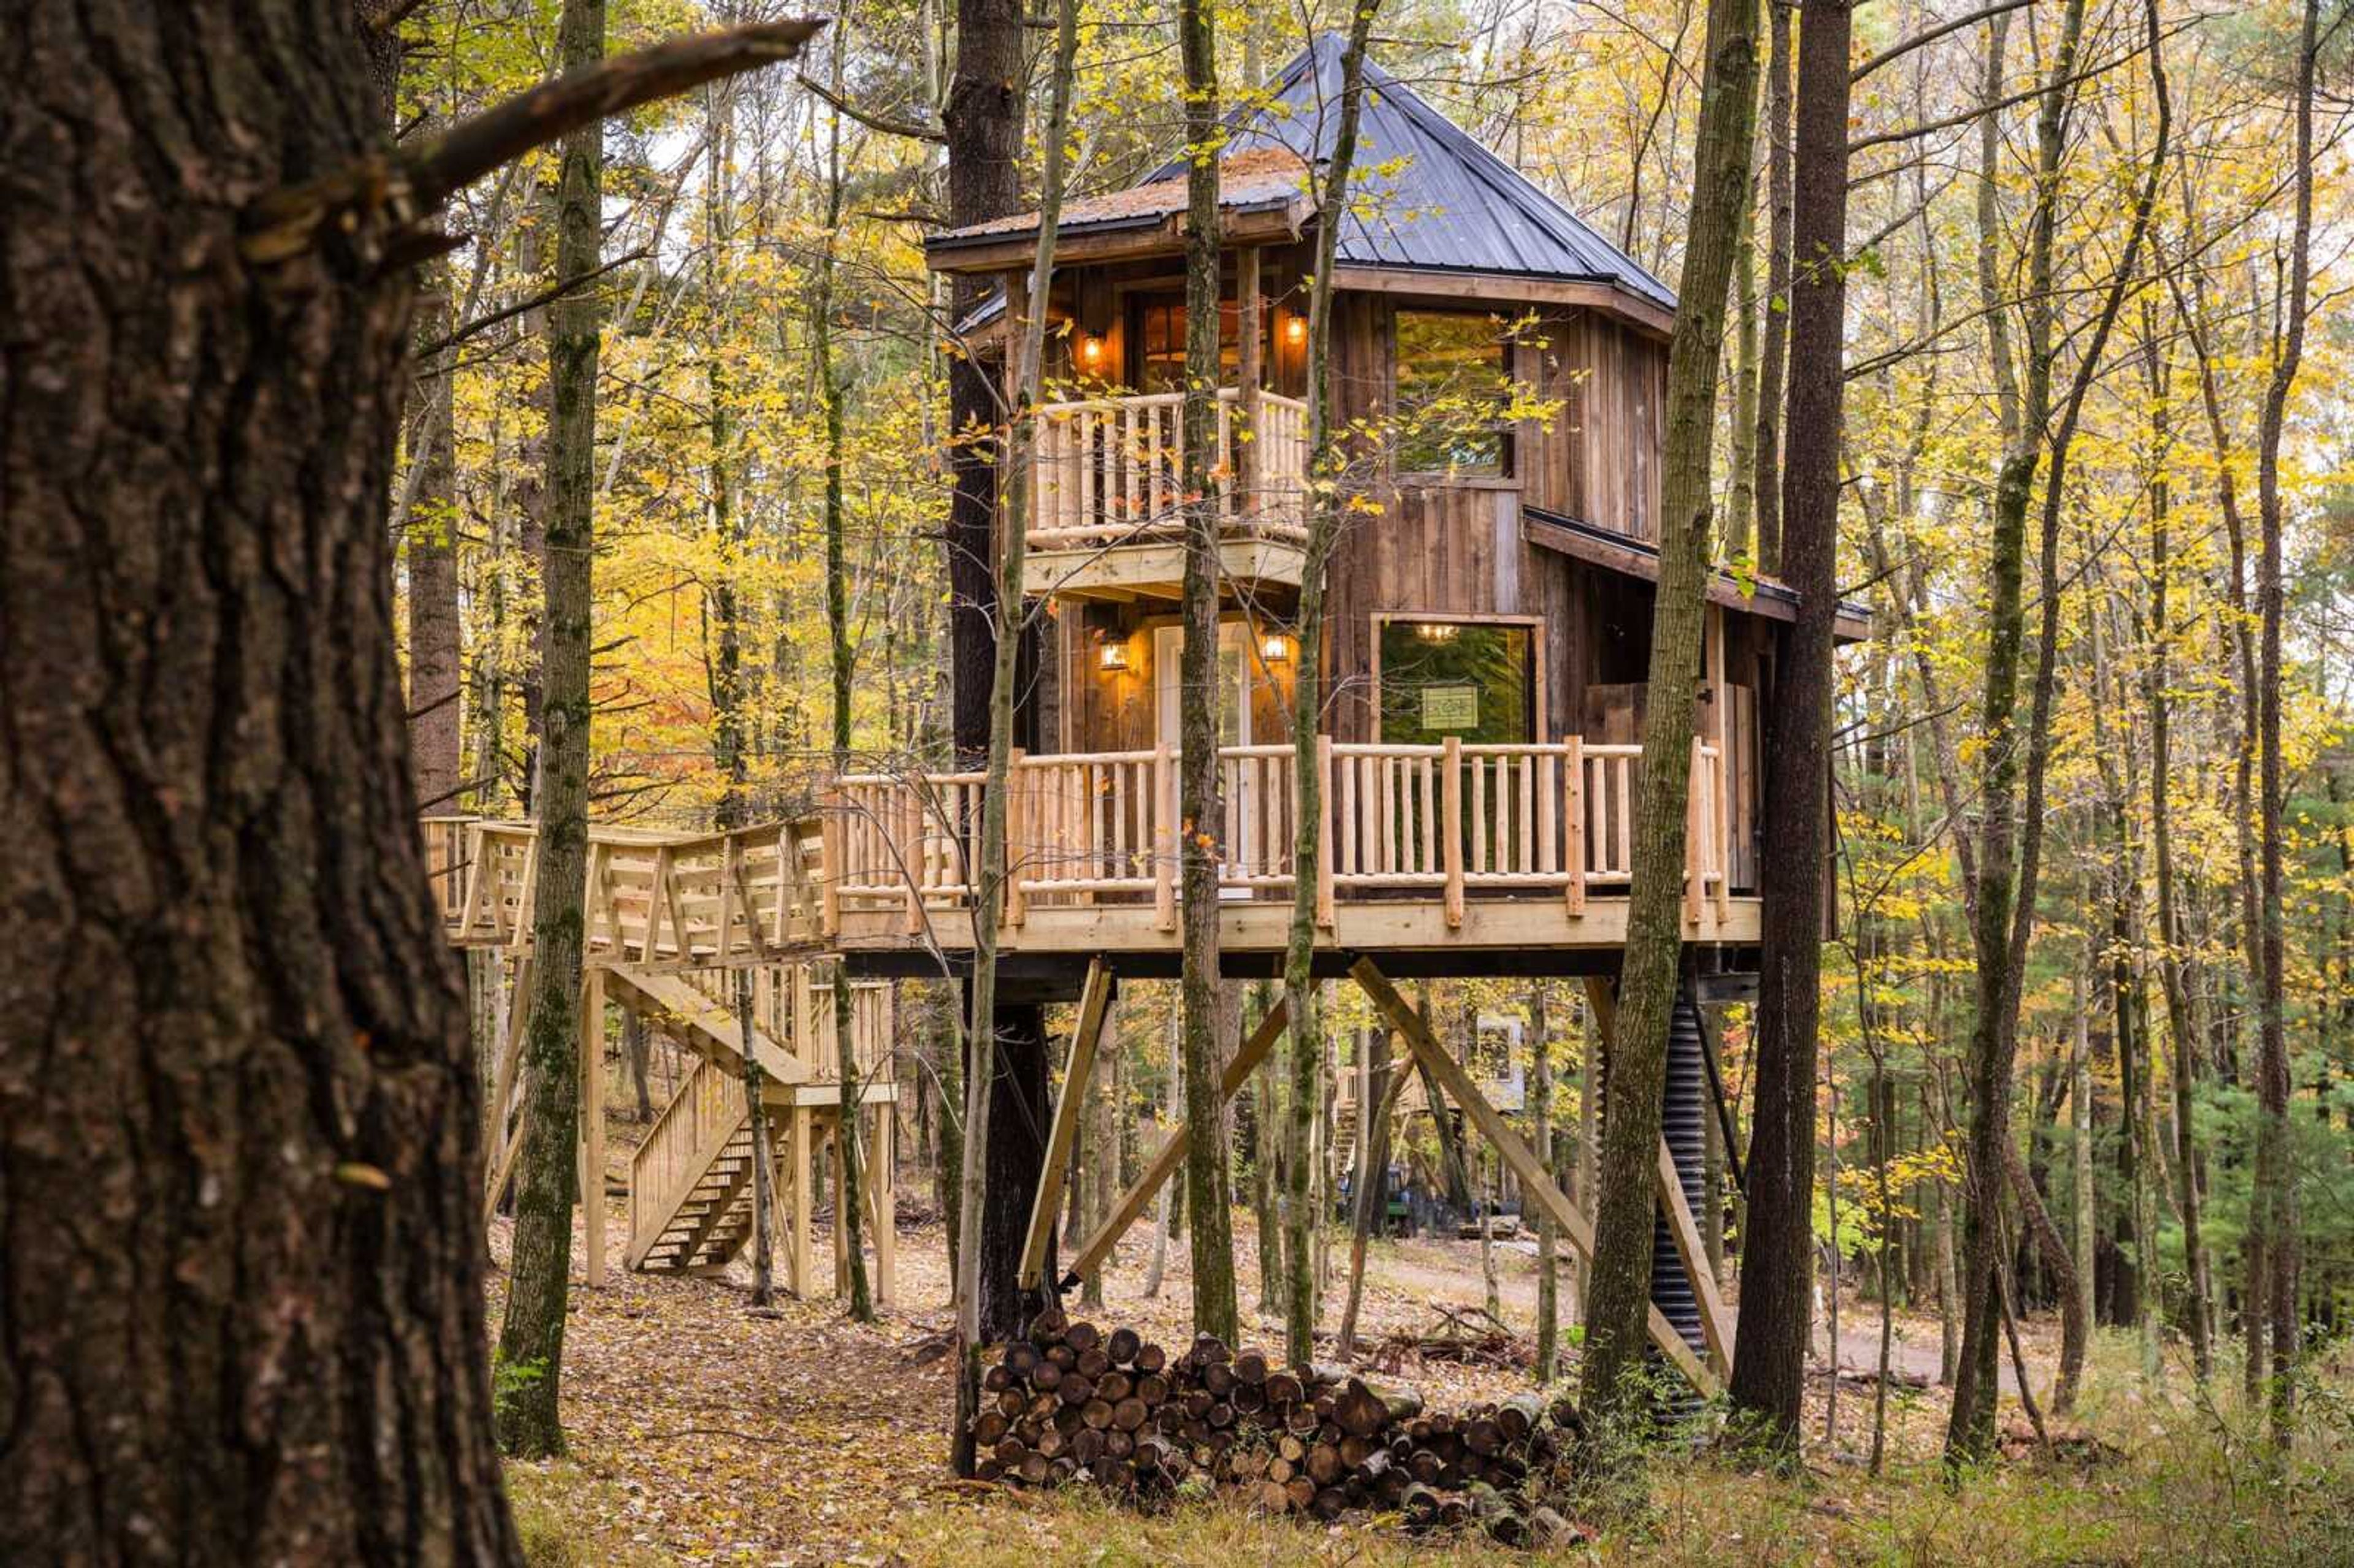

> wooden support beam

[
  {"left": 1060, "top": 995, "right": 1290, "bottom": 1287},
  {"left": 869, "top": 1104, "right": 897, "bottom": 1306},
  {"left": 788, "top": 1104, "right": 813, "bottom": 1298},
  {"left": 1019, "top": 959, "right": 1115, "bottom": 1290},
  {"left": 1354, "top": 959, "right": 1717, "bottom": 1396},
  {"left": 581, "top": 967, "right": 607, "bottom": 1287},
  {"left": 1656, "top": 1138, "right": 1733, "bottom": 1379}
]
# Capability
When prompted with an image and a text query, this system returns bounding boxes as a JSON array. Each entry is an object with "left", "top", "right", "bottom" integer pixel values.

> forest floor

[{"left": 492, "top": 1111, "right": 2354, "bottom": 1566}]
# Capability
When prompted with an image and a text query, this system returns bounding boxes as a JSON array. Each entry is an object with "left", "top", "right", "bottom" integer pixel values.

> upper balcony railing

[
  {"left": 831, "top": 734, "right": 1732, "bottom": 940},
  {"left": 1024, "top": 388, "right": 1310, "bottom": 595}
]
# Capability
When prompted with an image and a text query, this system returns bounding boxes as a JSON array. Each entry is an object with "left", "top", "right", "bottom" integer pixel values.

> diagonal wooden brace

[
  {"left": 1018, "top": 959, "right": 1115, "bottom": 1291},
  {"left": 1058, "top": 995, "right": 1291, "bottom": 1290},
  {"left": 1354, "top": 958, "right": 1719, "bottom": 1397}
]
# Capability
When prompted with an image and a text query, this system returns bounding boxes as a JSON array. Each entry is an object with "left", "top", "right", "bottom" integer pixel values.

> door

[{"left": 1156, "top": 622, "right": 1254, "bottom": 889}]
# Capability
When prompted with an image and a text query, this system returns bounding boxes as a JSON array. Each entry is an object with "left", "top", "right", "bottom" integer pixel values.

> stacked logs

[{"left": 971, "top": 1311, "right": 1581, "bottom": 1544}]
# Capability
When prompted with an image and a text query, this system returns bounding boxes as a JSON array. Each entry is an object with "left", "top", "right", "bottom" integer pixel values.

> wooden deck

[
  {"left": 425, "top": 729, "right": 1747, "bottom": 982},
  {"left": 830, "top": 735, "right": 1750, "bottom": 965}
]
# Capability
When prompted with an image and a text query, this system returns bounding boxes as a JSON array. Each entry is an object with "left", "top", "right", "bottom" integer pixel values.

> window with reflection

[{"left": 1393, "top": 311, "right": 1512, "bottom": 476}]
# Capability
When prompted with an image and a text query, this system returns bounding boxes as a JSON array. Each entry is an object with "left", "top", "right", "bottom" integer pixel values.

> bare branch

[
  {"left": 1850, "top": 0, "right": 2039, "bottom": 85},
  {"left": 799, "top": 71, "right": 947, "bottom": 144},
  {"left": 243, "top": 20, "right": 825, "bottom": 262}
]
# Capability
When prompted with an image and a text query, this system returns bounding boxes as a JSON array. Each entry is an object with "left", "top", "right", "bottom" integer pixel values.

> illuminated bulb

[
  {"left": 1284, "top": 315, "right": 1307, "bottom": 346},
  {"left": 1261, "top": 634, "right": 1290, "bottom": 663},
  {"left": 1097, "top": 641, "right": 1130, "bottom": 672},
  {"left": 1080, "top": 334, "right": 1105, "bottom": 366}
]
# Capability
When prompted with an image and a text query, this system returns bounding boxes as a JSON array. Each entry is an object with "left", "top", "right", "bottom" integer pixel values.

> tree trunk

[
  {"left": 2247, "top": 0, "right": 2317, "bottom": 1446},
  {"left": 1581, "top": 0, "right": 1756, "bottom": 1415},
  {"left": 2144, "top": 332, "right": 2214, "bottom": 1378},
  {"left": 816, "top": 30, "right": 872, "bottom": 1321},
  {"left": 1533, "top": 984, "right": 1560, "bottom": 1383},
  {"left": 495, "top": 0, "right": 604, "bottom": 1461},
  {"left": 1730, "top": 0, "right": 1848, "bottom": 1449},
  {"left": 953, "top": 0, "right": 1076, "bottom": 1472},
  {"left": 943, "top": 0, "right": 1046, "bottom": 1352},
  {"left": 1175, "top": 0, "right": 1238, "bottom": 1348},
  {"left": 0, "top": 2, "right": 522, "bottom": 1553},
  {"left": 1749, "top": 0, "right": 1795, "bottom": 577},
  {"left": 405, "top": 254, "right": 464, "bottom": 814}
]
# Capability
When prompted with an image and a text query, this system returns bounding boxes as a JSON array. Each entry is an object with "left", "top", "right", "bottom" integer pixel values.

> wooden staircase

[{"left": 627, "top": 1054, "right": 785, "bottom": 1273}]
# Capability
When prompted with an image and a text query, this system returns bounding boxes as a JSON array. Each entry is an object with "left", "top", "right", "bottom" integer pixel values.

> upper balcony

[{"left": 1024, "top": 386, "right": 1309, "bottom": 603}]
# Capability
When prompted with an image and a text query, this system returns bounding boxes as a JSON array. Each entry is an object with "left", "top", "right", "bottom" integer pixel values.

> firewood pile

[{"left": 971, "top": 1309, "right": 1584, "bottom": 1545}]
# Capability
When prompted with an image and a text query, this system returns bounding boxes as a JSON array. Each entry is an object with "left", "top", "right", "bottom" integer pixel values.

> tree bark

[
  {"left": 943, "top": 0, "right": 1048, "bottom": 1350},
  {"left": 1749, "top": 0, "right": 1795, "bottom": 577},
  {"left": 0, "top": 0, "right": 726, "bottom": 1555},
  {"left": 954, "top": 0, "right": 1077, "bottom": 1475},
  {"left": 816, "top": 25, "right": 872, "bottom": 1323},
  {"left": 406, "top": 253, "right": 464, "bottom": 813},
  {"left": 1173, "top": 0, "right": 1238, "bottom": 1349},
  {"left": 1729, "top": 0, "right": 1849, "bottom": 1450},
  {"left": 2247, "top": 0, "right": 2317, "bottom": 1447},
  {"left": 1580, "top": 0, "right": 1756, "bottom": 1415},
  {"left": 495, "top": 0, "right": 604, "bottom": 1461},
  {"left": 1533, "top": 984, "right": 1560, "bottom": 1384}
]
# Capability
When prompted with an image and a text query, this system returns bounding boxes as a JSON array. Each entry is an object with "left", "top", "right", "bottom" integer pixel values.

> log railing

[
  {"left": 628, "top": 1052, "right": 741, "bottom": 1256},
  {"left": 428, "top": 818, "right": 830, "bottom": 964},
  {"left": 1026, "top": 387, "right": 1309, "bottom": 550},
  {"left": 831, "top": 736, "right": 1729, "bottom": 930}
]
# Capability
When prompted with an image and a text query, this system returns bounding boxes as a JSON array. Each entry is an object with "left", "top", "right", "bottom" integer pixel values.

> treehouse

[{"left": 840, "top": 35, "right": 1868, "bottom": 982}]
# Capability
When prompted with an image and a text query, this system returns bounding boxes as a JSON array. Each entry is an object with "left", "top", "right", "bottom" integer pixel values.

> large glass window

[
  {"left": 1393, "top": 311, "right": 1513, "bottom": 476},
  {"left": 1377, "top": 620, "right": 1535, "bottom": 745}
]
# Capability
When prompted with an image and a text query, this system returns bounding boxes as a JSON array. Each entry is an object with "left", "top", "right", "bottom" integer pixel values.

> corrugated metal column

[{"left": 1648, "top": 978, "right": 1712, "bottom": 1390}]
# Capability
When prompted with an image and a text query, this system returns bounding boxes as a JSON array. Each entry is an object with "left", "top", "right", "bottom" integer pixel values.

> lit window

[{"left": 1393, "top": 311, "right": 1512, "bottom": 476}]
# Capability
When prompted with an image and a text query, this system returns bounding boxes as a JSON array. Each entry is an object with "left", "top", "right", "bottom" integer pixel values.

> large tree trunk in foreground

[
  {"left": 0, "top": 4, "right": 517, "bottom": 1559},
  {"left": 1579, "top": 0, "right": 1756, "bottom": 1415},
  {"left": 1730, "top": 0, "right": 1849, "bottom": 1449}
]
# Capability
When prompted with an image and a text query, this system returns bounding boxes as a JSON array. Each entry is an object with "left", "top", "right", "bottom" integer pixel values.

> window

[
  {"left": 1132, "top": 297, "right": 1271, "bottom": 394},
  {"left": 1393, "top": 311, "right": 1513, "bottom": 476},
  {"left": 1377, "top": 620, "right": 1535, "bottom": 745}
]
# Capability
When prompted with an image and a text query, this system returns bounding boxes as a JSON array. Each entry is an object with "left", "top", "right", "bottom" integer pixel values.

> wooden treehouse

[
  {"left": 418, "top": 39, "right": 1866, "bottom": 1391},
  {"left": 890, "top": 36, "right": 1866, "bottom": 1392},
  {"left": 424, "top": 817, "right": 900, "bottom": 1304},
  {"left": 845, "top": 37, "right": 1866, "bottom": 987}
]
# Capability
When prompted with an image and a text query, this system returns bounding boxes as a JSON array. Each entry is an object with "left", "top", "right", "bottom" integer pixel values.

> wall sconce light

[
  {"left": 1079, "top": 333, "right": 1106, "bottom": 368},
  {"left": 1098, "top": 641, "right": 1130, "bottom": 672},
  {"left": 1261, "top": 633, "right": 1291, "bottom": 664},
  {"left": 1284, "top": 314, "right": 1307, "bottom": 347}
]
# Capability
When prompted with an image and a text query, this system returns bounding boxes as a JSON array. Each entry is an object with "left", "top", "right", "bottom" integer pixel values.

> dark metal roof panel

[{"left": 1146, "top": 34, "right": 1677, "bottom": 311}]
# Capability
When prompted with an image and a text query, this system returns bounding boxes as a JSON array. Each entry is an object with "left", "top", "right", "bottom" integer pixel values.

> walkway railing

[
  {"left": 425, "top": 818, "right": 829, "bottom": 964},
  {"left": 833, "top": 736, "right": 1729, "bottom": 932},
  {"left": 1027, "top": 387, "right": 1310, "bottom": 550}
]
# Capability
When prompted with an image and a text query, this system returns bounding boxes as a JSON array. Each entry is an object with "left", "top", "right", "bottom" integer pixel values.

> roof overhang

[
  {"left": 924, "top": 199, "right": 1307, "bottom": 275},
  {"left": 1523, "top": 507, "right": 1872, "bottom": 642},
  {"left": 1330, "top": 264, "right": 1675, "bottom": 340}
]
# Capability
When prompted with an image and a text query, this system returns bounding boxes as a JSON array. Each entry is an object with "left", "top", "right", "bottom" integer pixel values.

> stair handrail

[{"left": 627, "top": 1054, "right": 742, "bottom": 1264}]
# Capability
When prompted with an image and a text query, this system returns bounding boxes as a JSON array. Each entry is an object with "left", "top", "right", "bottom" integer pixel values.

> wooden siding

[{"left": 1515, "top": 306, "right": 1666, "bottom": 542}]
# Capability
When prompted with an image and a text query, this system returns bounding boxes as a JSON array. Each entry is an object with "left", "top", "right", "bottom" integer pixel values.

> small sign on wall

[{"left": 1421, "top": 683, "right": 1480, "bottom": 731}]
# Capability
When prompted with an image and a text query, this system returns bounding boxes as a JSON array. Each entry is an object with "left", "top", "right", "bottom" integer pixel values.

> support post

[
  {"left": 1563, "top": 735, "right": 1586, "bottom": 915},
  {"left": 1019, "top": 959, "right": 1115, "bottom": 1290},
  {"left": 1442, "top": 735, "right": 1465, "bottom": 927},
  {"left": 789, "top": 1103, "right": 814, "bottom": 1298},
  {"left": 581, "top": 967, "right": 607, "bottom": 1288}
]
